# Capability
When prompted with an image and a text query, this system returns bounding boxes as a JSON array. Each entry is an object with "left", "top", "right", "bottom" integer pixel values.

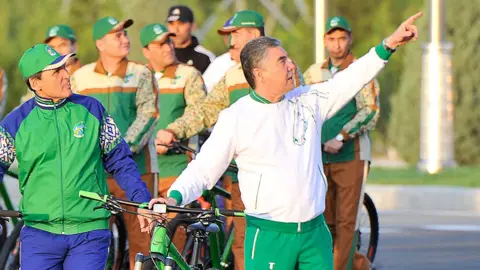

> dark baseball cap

[{"left": 167, "top": 5, "right": 194, "bottom": 23}]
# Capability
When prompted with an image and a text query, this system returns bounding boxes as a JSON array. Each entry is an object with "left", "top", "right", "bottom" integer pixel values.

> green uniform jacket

[
  {"left": 304, "top": 54, "right": 381, "bottom": 163},
  {"left": 0, "top": 94, "right": 151, "bottom": 235},
  {"left": 71, "top": 59, "right": 159, "bottom": 175},
  {"left": 152, "top": 63, "right": 206, "bottom": 178}
]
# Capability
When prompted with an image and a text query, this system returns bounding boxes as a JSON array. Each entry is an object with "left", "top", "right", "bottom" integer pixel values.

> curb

[{"left": 365, "top": 185, "right": 480, "bottom": 213}]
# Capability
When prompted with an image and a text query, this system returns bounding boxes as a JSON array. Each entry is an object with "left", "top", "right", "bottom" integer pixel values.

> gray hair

[{"left": 240, "top": 36, "right": 282, "bottom": 89}]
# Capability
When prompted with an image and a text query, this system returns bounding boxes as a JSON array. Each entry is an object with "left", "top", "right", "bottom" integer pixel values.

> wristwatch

[
  {"left": 383, "top": 39, "right": 397, "bottom": 53},
  {"left": 335, "top": 133, "right": 344, "bottom": 142}
]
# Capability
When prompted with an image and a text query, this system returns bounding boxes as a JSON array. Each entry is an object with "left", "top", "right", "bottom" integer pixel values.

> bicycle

[
  {"left": 161, "top": 142, "right": 239, "bottom": 269},
  {"left": 0, "top": 170, "right": 129, "bottom": 270},
  {"left": 78, "top": 190, "right": 244, "bottom": 270},
  {"left": 171, "top": 141, "right": 379, "bottom": 265}
]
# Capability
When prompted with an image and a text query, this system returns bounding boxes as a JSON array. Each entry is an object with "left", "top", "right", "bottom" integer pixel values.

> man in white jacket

[{"left": 146, "top": 12, "right": 422, "bottom": 270}]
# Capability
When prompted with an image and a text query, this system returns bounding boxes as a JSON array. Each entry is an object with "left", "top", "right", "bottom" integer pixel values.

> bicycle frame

[
  {"left": 148, "top": 225, "right": 190, "bottom": 270},
  {"left": 201, "top": 186, "right": 235, "bottom": 269},
  {"left": 1, "top": 171, "right": 20, "bottom": 225},
  {"left": 79, "top": 190, "right": 244, "bottom": 270},
  {"left": 168, "top": 142, "right": 238, "bottom": 269}
]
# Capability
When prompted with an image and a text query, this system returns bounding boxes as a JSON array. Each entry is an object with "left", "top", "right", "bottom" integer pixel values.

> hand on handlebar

[
  {"left": 155, "top": 129, "right": 178, "bottom": 155},
  {"left": 139, "top": 197, "right": 179, "bottom": 233}
]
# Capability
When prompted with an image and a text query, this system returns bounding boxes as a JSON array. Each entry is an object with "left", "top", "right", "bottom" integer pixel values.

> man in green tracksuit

[{"left": 0, "top": 44, "right": 151, "bottom": 269}]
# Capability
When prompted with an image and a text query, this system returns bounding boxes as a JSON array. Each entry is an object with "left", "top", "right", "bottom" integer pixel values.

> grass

[{"left": 368, "top": 166, "right": 480, "bottom": 188}]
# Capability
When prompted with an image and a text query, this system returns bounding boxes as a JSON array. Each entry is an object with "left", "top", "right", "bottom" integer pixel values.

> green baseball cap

[
  {"left": 18, "top": 44, "right": 75, "bottom": 79},
  {"left": 325, "top": 16, "right": 352, "bottom": 34},
  {"left": 44, "top": 24, "right": 76, "bottom": 43},
  {"left": 140, "top": 23, "right": 176, "bottom": 47},
  {"left": 217, "top": 10, "right": 264, "bottom": 35},
  {"left": 93, "top": 16, "right": 133, "bottom": 40}
]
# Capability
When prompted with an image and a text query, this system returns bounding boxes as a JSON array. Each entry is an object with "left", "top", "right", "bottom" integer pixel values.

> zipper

[
  {"left": 53, "top": 104, "right": 65, "bottom": 234},
  {"left": 254, "top": 174, "right": 263, "bottom": 209}
]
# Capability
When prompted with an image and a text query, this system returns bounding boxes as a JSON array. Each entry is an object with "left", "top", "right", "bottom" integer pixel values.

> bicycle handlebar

[
  {"left": 78, "top": 191, "right": 244, "bottom": 217},
  {"left": 0, "top": 210, "right": 22, "bottom": 218}
]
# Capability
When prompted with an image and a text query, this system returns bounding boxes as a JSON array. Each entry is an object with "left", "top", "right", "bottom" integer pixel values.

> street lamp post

[
  {"left": 418, "top": 0, "right": 456, "bottom": 174},
  {"left": 315, "top": 0, "right": 327, "bottom": 63}
]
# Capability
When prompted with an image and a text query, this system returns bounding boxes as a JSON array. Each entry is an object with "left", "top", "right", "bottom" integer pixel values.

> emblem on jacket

[
  {"left": 73, "top": 121, "right": 86, "bottom": 138},
  {"left": 124, "top": 73, "right": 134, "bottom": 83}
]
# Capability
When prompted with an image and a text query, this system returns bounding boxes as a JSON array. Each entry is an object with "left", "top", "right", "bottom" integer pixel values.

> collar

[
  {"left": 321, "top": 53, "right": 355, "bottom": 71},
  {"left": 174, "top": 36, "right": 200, "bottom": 50},
  {"left": 148, "top": 62, "right": 179, "bottom": 79},
  {"left": 249, "top": 91, "right": 284, "bottom": 104},
  {"left": 68, "top": 58, "right": 82, "bottom": 74},
  {"left": 94, "top": 58, "right": 128, "bottom": 77},
  {"left": 34, "top": 93, "right": 68, "bottom": 110}
]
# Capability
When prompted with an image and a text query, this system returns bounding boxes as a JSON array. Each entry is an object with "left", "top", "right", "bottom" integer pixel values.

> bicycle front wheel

[
  {"left": 0, "top": 220, "right": 23, "bottom": 270},
  {"left": 106, "top": 214, "right": 128, "bottom": 270},
  {"left": 357, "top": 192, "right": 379, "bottom": 263},
  {"left": 0, "top": 206, "right": 8, "bottom": 248}
]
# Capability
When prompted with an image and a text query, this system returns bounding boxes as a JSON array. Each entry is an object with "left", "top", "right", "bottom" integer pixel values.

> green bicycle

[
  {"left": 78, "top": 190, "right": 244, "bottom": 270},
  {"left": 164, "top": 142, "right": 239, "bottom": 269}
]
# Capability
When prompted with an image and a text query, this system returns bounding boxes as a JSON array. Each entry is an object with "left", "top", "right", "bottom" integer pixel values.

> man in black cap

[{"left": 166, "top": 5, "right": 215, "bottom": 74}]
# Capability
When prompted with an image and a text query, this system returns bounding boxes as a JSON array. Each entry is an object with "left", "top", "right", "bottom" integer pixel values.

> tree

[
  {"left": 0, "top": 0, "right": 63, "bottom": 113},
  {"left": 448, "top": 1, "right": 480, "bottom": 164},
  {"left": 67, "top": 0, "right": 124, "bottom": 64},
  {"left": 389, "top": 0, "right": 480, "bottom": 165},
  {"left": 328, "top": 0, "right": 425, "bottom": 153}
]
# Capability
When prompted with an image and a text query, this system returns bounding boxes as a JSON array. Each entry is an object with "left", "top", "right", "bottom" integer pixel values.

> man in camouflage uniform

[
  {"left": 141, "top": 23, "right": 205, "bottom": 198},
  {"left": 156, "top": 10, "right": 304, "bottom": 270},
  {"left": 304, "top": 16, "right": 380, "bottom": 270},
  {"left": 20, "top": 24, "right": 81, "bottom": 104},
  {"left": 71, "top": 16, "right": 158, "bottom": 269},
  {"left": 140, "top": 22, "right": 206, "bottom": 253}
]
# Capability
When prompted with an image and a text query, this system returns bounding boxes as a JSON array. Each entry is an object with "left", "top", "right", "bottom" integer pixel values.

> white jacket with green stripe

[{"left": 168, "top": 45, "right": 390, "bottom": 223}]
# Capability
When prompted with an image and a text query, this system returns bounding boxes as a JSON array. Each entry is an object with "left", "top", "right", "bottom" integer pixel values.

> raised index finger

[{"left": 405, "top": 12, "right": 423, "bottom": 25}]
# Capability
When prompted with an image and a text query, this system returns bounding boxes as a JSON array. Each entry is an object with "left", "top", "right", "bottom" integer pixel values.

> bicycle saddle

[{"left": 187, "top": 222, "right": 220, "bottom": 233}]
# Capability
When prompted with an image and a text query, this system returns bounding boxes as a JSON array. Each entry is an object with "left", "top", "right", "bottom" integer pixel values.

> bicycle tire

[
  {"left": 0, "top": 220, "right": 23, "bottom": 270},
  {"left": 0, "top": 206, "right": 8, "bottom": 248},
  {"left": 360, "top": 193, "right": 379, "bottom": 263},
  {"left": 107, "top": 214, "right": 128, "bottom": 270}
]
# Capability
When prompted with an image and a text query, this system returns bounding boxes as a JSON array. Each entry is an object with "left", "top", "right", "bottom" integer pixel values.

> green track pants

[{"left": 244, "top": 214, "right": 333, "bottom": 270}]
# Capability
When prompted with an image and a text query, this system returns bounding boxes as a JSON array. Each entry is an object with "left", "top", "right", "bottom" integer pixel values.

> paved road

[
  {"left": 372, "top": 211, "right": 480, "bottom": 270},
  {"left": 2, "top": 176, "right": 480, "bottom": 269}
]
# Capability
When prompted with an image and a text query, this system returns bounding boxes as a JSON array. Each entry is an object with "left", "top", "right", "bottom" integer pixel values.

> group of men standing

[{"left": 0, "top": 3, "right": 421, "bottom": 270}]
